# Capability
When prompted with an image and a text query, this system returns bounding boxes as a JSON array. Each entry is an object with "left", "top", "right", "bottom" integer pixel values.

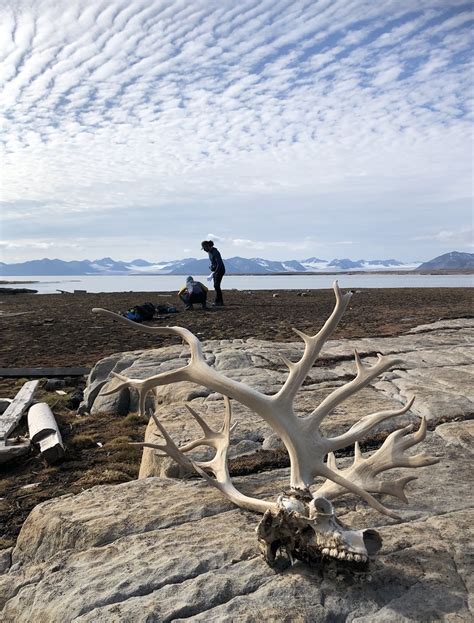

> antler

[
  {"left": 316, "top": 416, "right": 439, "bottom": 502},
  {"left": 135, "top": 397, "right": 277, "bottom": 513},
  {"left": 93, "top": 282, "right": 435, "bottom": 519},
  {"left": 93, "top": 307, "right": 273, "bottom": 421},
  {"left": 275, "top": 283, "right": 352, "bottom": 404},
  {"left": 308, "top": 351, "right": 404, "bottom": 431}
]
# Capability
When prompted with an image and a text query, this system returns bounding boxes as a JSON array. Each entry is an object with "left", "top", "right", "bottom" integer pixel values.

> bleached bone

[
  {"left": 257, "top": 494, "right": 383, "bottom": 568},
  {"left": 93, "top": 281, "right": 438, "bottom": 565},
  {"left": 134, "top": 397, "right": 277, "bottom": 514},
  {"left": 316, "top": 414, "right": 437, "bottom": 502}
]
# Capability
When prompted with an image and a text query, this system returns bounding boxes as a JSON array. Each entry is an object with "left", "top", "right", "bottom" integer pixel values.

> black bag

[
  {"left": 156, "top": 304, "right": 178, "bottom": 314},
  {"left": 136, "top": 302, "right": 155, "bottom": 320},
  {"left": 126, "top": 302, "right": 155, "bottom": 322}
]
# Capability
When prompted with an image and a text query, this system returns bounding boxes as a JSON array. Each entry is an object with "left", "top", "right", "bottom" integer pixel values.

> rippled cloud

[{"left": 1, "top": 0, "right": 472, "bottom": 262}]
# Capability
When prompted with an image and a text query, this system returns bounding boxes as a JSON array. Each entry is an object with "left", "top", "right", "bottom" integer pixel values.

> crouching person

[{"left": 178, "top": 276, "right": 208, "bottom": 310}]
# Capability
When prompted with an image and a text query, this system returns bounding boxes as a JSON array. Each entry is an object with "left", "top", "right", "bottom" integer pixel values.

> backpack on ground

[
  {"left": 125, "top": 302, "right": 155, "bottom": 322},
  {"left": 156, "top": 304, "right": 178, "bottom": 314}
]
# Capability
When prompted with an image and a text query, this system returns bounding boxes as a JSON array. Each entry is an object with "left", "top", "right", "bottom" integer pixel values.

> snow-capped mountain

[
  {"left": 325, "top": 258, "right": 407, "bottom": 270},
  {"left": 0, "top": 256, "right": 422, "bottom": 276}
]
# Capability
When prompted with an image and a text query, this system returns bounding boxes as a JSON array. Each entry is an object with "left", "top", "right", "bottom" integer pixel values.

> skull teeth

[
  {"left": 319, "top": 546, "right": 368, "bottom": 563},
  {"left": 319, "top": 549, "right": 369, "bottom": 562}
]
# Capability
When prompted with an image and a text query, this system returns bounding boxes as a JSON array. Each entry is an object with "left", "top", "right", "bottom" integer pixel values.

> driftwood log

[{"left": 27, "top": 403, "right": 65, "bottom": 464}]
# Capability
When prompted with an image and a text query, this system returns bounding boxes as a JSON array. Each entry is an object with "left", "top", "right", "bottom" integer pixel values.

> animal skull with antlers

[{"left": 93, "top": 282, "right": 438, "bottom": 569}]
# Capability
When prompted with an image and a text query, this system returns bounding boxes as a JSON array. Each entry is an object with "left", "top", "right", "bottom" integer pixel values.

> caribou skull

[{"left": 93, "top": 282, "right": 438, "bottom": 568}]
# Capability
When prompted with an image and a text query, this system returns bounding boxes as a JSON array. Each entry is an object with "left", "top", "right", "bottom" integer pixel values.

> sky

[{"left": 0, "top": 0, "right": 473, "bottom": 264}]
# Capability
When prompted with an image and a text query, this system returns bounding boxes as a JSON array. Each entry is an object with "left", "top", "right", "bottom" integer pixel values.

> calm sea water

[{"left": 2, "top": 273, "right": 473, "bottom": 294}]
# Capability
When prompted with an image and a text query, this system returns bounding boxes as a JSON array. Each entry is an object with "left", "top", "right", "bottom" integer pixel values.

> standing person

[
  {"left": 201, "top": 240, "right": 225, "bottom": 306},
  {"left": 178, "top": 276, "right": 208, "bottom": 310}
]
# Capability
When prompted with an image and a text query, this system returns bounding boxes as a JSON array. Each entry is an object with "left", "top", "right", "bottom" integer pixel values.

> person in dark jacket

[
  {"left": 201, "top": 240, "right": 225, "bottom": 306},
  {"left": 178, "top": 276, "right": 208, "bottom": 310}
]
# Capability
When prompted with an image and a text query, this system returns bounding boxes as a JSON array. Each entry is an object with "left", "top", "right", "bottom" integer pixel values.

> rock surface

[
  {"left": 1, "top": 319, "right": 473, "bottom": 622},
  {"left": 78, "top": 318, "right": 473, "bottom": 477}
]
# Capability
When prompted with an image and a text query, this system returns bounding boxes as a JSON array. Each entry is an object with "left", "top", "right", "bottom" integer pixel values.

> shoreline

[
  {"left": 1, "top": 268, "right": 473, "bottom": 286},
  {"left": 1, "top": 273, "right": 472, "bottom": 297}
]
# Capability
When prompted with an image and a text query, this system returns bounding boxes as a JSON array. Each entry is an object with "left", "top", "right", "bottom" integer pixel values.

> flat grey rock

[
  {"left": 2, "top": 320, "right": 472, "bottom": 622},
  {"left": 1, "top": 425, "right": 472, "bottom": 622}
]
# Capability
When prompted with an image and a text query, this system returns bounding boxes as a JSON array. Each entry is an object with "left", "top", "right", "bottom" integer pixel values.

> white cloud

[
  {"left": 412, "top": 226, "right": 473, "bottom": 247},
  {"left": 0, "top": 239, "right": 81, "bottom": 251},
  {"left": 206, "top": 234, "right": 319, "bottom": 254},
  {"left": 0, "top": 0, "right": 472, "bottom": 263}
]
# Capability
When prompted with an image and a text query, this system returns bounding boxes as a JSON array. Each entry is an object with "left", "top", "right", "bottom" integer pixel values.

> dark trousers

[
  {"left": 179, "top": 291, "right": 207, "bottom": 307},
  {"left": 213, "top": 268, "right": 225, "bottom": 305}
]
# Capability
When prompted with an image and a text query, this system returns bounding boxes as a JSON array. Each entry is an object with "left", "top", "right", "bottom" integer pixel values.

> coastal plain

[{"left": 1, "top": 287, "right": 472, "bottom": 367}]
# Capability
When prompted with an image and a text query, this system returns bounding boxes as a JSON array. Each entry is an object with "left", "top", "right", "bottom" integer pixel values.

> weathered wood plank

[
  {"left": 0, "top": 380, "right": 39, "bottom": 440},
  {"left": 0, "top": 367, "right": 90, "bottom": 378}
]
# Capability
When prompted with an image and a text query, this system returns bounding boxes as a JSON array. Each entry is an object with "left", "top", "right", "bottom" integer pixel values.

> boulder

[
  {"left": 3, "top": 319, "right": 470, "bottom": 621},
  {"left": 0, "top": 422, "right": 471, "bottom": 622}
]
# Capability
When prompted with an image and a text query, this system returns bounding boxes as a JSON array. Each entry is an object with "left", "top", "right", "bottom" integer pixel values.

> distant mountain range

[{"left": 0, "top": 252, "right": 472, "bottom": 276}]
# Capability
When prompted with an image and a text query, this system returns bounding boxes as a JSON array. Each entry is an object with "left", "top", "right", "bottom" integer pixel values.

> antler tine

[
  {"left": 276, "top": 281, "right": 353, "bottom": 404},
  {"left": 279, "top": 352, "right": 296, "bottom": 371},
  {"left": 316, "top": 416, "right": 439, "bottom": 504},
  {"left": 193, "top": 398, "right": 232, "bottom": 471},
  {"left": 192, "top": 397, "right": 277, "bottom": 513},
  {"left": 375, "top": 416, "right": 439, "bottom": 470},
  {"left": 135, "top": 410, "right": 195, "bottom": 470},
  {"left": 183, "top": 398, "right": 236, "bottom": 441},
  {"left": 326, "top": 396, "right": 416, "bottom": 452},
  {"left": 184, "top": 403, "right": 215, "bottom": 437},
  {"left": 221, "top": 396, "right": 236, "bottom": 435},
  {"left": 140, "top": 401, "right": 277, "bottom": 514},
  {"left": 309, "top": 351, "right": 404, "bottom": 428},
  {"left": 92, "top": 308, "right": 204, "bottom": 361},
  {"left": 100, "top": 368, "right": 194, "bottom": 417},
  {"left": 179, "top": 402, "right": 228, "bottom": 453},
  {"left": 318, "top": 462, "right": 401, "bottom": 519},
  {"left": 136, "top": 408, "right": 226, "bottom": 474},
  {"left": 191, "top": 396, "right": 235, "bottom": 473}
]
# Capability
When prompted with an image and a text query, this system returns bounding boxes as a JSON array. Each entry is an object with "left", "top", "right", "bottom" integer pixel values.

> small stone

[
  {"left": 0, "top": 548, "right": 12, "bottom": 573},
  {"left": 44, "top": 379, "right": 66, "bottom": 391},
  {"left": 262, "top": 433, "right": 285, "bottom": 452},
  {"left": 8, "top": 561, "right": 22, "bottom": 573}
]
